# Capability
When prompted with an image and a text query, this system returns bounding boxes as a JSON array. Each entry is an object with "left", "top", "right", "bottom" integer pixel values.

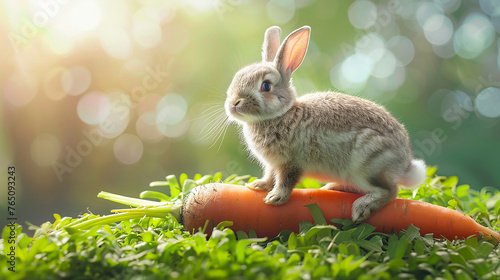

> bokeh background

[{"left": 1, "top": 0, "right": 500, "bottom": 226}]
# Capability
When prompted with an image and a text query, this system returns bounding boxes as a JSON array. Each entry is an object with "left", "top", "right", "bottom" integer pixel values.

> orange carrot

[{"left": 183, "top": 183, "right": 500, "bottom": 240}]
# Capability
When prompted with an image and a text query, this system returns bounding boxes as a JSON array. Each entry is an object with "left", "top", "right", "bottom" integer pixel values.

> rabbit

[{"left": 224, "top": 25, "right": 427, "bottom": 222}]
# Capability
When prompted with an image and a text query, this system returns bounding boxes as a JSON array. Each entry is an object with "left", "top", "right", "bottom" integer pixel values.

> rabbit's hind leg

[{"left": 350, "top": 173, "right": 398, "bottom": 222}]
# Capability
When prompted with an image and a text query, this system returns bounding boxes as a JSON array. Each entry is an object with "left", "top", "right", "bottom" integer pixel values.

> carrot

[
  {"left": 96, "top": 183, "right": 500, "bottom": 241},
  {"left": 182, "top": 183, "right": 500, "bottom": 240}
]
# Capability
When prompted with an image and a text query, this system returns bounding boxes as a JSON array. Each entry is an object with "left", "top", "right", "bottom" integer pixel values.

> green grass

[{"left": 2, "top": 168, "right": 500, "bottom": 279}]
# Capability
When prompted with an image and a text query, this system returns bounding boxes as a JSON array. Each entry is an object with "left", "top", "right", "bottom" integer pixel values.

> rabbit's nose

[
  {"left": 229, "top": 99, "right": 243, "bottom": 115},
  {"left": 233, "top": 99, "right": 243, "bottom": 106}
]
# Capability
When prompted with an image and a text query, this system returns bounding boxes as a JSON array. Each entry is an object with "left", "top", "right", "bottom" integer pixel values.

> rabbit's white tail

[{"left": 398, "top": 159, "right": 426, "bottom": 188}]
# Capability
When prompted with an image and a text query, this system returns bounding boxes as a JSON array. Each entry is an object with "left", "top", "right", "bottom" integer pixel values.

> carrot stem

[
  {"left": 69, "top": 212, "right": 147, "bottom": 230},
  {"left": 110, "top": 202, "right": 182, "bottom": 221},
  {"left": 97, "top": 191, "right": 161, "bottom": 207},
  {"left": 48, "top": 192, "right": 183, "bottom": 234},
  {"left": 97, "top": 191, "right": 183, "bottom": 222}
]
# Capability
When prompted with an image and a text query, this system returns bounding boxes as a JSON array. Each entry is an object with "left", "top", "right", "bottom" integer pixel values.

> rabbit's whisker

[
  {"left": 199, "top": 110, "right": 227, "bottom": 137},
  {"left": 210, "top": 117, "right": 230, "bottom": 151},
  {"left": 191, "top": 105, "right": 225, "bottom": 122}
]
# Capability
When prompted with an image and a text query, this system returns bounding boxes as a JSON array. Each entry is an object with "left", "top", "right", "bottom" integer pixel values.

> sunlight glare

[{"left": 71, "top": 1, "right": 102, "bottom": 32}]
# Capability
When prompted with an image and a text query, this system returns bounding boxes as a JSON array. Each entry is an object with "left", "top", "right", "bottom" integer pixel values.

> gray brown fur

[{"left": 225, "top": 26, "right": 426, "bottom": 222}]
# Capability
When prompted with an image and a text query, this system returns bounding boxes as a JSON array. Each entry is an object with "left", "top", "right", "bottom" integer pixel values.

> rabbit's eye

[{"left": 260, "top": 81, "right": 271, "bottom": 92}]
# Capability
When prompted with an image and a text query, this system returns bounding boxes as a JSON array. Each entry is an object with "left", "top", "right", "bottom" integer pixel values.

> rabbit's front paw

[
  {"left": 263, "top": 189, "right": 291, "bottom": 205},
  {"left": 247, "top": 179, "right": 273, "bottom": 191}
]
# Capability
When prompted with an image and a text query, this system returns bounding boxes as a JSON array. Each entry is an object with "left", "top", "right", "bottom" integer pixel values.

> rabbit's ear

[
  {"left": 274, "top": 26, "right": 310, "bottom": 80},
  {"left": 262, "top": 26, "right": 282, "bottom": 62}
]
